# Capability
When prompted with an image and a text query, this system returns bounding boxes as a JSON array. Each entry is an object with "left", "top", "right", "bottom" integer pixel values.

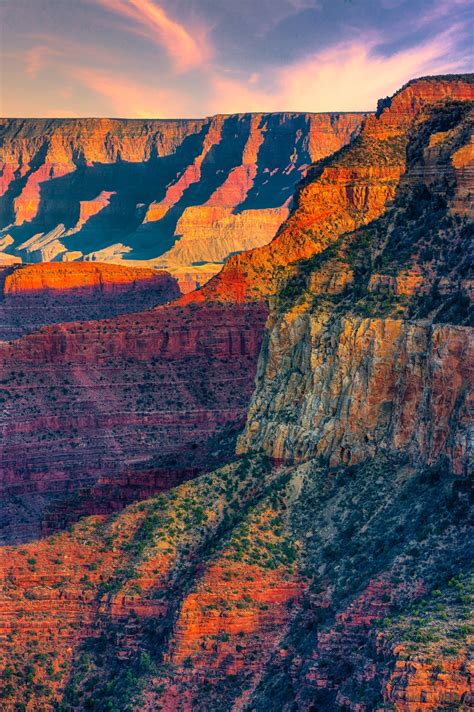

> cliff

[
  {"left": 0, "top": 300, "right": 267, "bottom": 542},
  {"left": 0, "top": 457, "right": 471, "bottom": 711},
  {"left": 0, "top": 112, "right": 366, "bottom": 291},
  {"left": 0, "top": 261, "right": 180, "bottom": 339},
  {"left": 238, "top": 89, "right": 473, "bottom": 474}
]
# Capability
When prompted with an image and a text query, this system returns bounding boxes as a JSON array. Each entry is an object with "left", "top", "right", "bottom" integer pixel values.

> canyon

[
  {"left": 0, "top": 112, "right": 366, "bottom": 292},
  {"left": 0, "top": 74, "right": 473, "bottom": 712},
  {"left": 0, "top": 111, "right": 366, "bottom": 542}
]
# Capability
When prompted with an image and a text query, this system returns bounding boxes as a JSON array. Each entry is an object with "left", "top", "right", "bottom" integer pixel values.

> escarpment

[
  {"left": 0, "top": 114, "right": 365, "bottom": 541},
  {"left": 238, "top": 86, "right": 474, "bottom": 474},
  {"left": 0, "top": 112, "right": 366, "bottom": 292},
  {"left": 1, "top": 456, "right": 472, "bottom": 710},
  {"left": 1, "top": 75, "right": 473, "bottom": 712},
  {"left": 1, "top": 76, "right": 472, "bottom": 540},
  {"left": 0, "top": 300, "right": 267, "bottom": 542},
  {"left": 0, "top": 262, "right": 180, "bottom": 339}
]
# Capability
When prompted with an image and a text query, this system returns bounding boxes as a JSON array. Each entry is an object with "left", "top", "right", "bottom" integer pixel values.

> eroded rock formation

[
  {"left": 0, "top": 262, "right": 180, "bottom": 339},
  {"left": 0, "top": 300, "right": 267, "bottom": 542}
]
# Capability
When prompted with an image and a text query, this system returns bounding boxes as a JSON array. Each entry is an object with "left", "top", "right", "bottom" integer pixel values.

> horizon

[
  {"left": 1, "top": 1, "right": 473, "bottom": 118},
  {"left": 1, "top": 72, "right": 472, "bottom": 121}
]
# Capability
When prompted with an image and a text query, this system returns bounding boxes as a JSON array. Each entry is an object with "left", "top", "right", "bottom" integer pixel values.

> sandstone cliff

[
  {"left": 0, "top": 300, "right": 267, "bottom": 542},
  {"left": 238, "top": 89, "right": 473, "bottom": 476},
  {"left": 195, "top": 75, "right": 473, "bottom": 302},
  {"left": 0, "top": 262, "right": 180, "bottom": 339}
]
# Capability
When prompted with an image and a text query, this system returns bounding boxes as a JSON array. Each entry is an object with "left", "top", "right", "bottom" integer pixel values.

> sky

[{"left": 0, "top": 0, "right": 472, "bottom": 118}]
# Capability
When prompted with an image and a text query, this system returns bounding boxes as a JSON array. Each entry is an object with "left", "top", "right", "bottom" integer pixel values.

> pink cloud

[
  {"left": 72, "top": 66, "right": 191, "bottom": 117},
  {"left": 25, "top": 45, "right": 62, "bottom": 78},
  {"left": 95, "top": 0, "right": 212, "bottom": 71}
]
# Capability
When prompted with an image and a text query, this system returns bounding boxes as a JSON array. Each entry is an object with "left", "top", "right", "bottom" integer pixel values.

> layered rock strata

[
  {"left": 0, "top": 262, "right": 180, "bottom": 339},
  {"left": 0, "top": 301, "right": 267, "bottom": 542},
  {"left": 196, "top": 75, "right": 474, "bottom": 302},
  {"left": 238, "top": 84, "right": 474, "bottom": 476},
  {"left": 0, "top": 112, "right": 366, "bottom": 291},
  {"left": 0, "top": 75, "right": 473, "bottom": 712}
]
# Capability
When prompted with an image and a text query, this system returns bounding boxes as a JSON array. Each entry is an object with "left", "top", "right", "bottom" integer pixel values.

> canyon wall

[
  {"left": 0, "top": 112, "right": 366, "bottom": 291},
  {"left": 237, "top": 80, "right": 474, "bottom": 475},
  {"left": 0, "top": 300, "right": 267, "bottom": 542},
  {"left": 240, "top": 316, "right": 472, "bottom": 472},
  {"left": 196, "top": 75, "right": 474, "bottom": 302},
  {"left": 1, "top": 454, "right": 471, "bottom": 711},
  {"left": 1, "top": 76, "right": 472, "bottom": 540},
  {"left": 0, "top": 262, "right": 180, "bottom": 339},
  {"left": 0, "top": 112, "right": 365, "bottom": 540}
]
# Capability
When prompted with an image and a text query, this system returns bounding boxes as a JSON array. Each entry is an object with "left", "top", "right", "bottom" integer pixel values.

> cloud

[
  {"left": 287, "top": 0, "right": 321, "bottom": 10},
  {"left": 4, "top": 1, "right": 471, "bottom": 118},
  {"left": 275, "top": 27, "right": 469, "bottom": 111},
  {"left": 209, "top": 26, "right": 471, "bottom": 113},
  {"left": 25, "top": 45, "right": 62, "bottom": 78},
  {"left": 95, "top": 0, "right": 212, "bottom": 71},
  {"left": 71, "top": 66, "right": 191, "bottom": 117}
]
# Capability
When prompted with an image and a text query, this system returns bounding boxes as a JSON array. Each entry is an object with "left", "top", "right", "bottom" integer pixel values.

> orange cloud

[
  {"left": 275, "top": 28, "right": 468, "bottom": 111},
  {"left": 95, "top": 0, "right": 211, "bottom": 71}
]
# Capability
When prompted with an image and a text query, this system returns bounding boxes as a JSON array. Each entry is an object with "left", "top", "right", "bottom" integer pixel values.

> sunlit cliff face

[{"left": 0, "top": 69, "right": 473, "bottom": 712}]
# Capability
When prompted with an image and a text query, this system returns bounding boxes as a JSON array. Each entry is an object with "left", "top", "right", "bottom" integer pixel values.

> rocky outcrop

[
  {"left": 236, "top": 77, "right": 474, "bottom": 476},
  {"left": 1, "top": 451, "right": 471, "bottom": 711},
  {"left": 0, "top": 261, "right": 180, "bottom": 339},
  {"left": 0, "top": 459, "right": 297, "bottom": 711},
  {"left": 0, "top": 112, "right": 366, "bottom": 290},
  {"left": 239, "top": 315, "right": 472, "bottom": 473},
  {"left": 195, "top": 75, "right": 474, "bottom": 302}
]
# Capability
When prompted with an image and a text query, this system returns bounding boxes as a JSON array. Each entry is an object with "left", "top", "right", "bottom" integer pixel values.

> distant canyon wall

[
  {"left": 0, "top": 261, "right": 180, "bottom": 339},
  {"left": 0, "top": 113, "right": 367, "bottom": 291}
]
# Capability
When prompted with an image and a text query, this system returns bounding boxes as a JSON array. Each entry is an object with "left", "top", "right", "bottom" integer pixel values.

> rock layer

[
  {"left": 196, "top": 75, "right": 474, "bottom": 302},
  {"left": 239, "top": 315, "right": 472, "bottom": 473},
  {"left": 0, "top": 74, "right": 473, "bottom": 712},
  {"left": 0, "top": 301, "right": 267, "bottom": 542}
]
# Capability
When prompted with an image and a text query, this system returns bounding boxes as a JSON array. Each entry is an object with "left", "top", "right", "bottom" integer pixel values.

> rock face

[
  {"left": 237, "top": 79, "right": 474, "bottom": 475},
  {"left": 0, "top": 112, "right": 366, "bottom": 291},
  {"left": 240, "top": 317, "right": 472, "bottom": 472},
  {"left": 0, "top": 74, "right": 473, "bottom": 712},
  {"left": 1, "top": 458, "right": 472, "bottom": 711},
  {"left": 0, "top": 300, "right": 267, "bottom": 542},
  {"left": 0, "top": 261, "right": 180, "bottom": 339}
]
